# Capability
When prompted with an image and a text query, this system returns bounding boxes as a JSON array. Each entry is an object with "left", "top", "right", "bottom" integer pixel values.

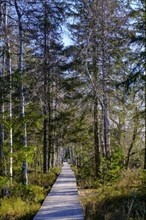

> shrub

[
  {"left": 0, "top": 166, "right": 61, "bottom": 220},
  {"left": 79, "top": 169, "right": 146, "bottom": 220}
]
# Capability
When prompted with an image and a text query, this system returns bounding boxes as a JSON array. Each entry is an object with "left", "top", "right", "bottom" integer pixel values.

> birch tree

[
  {"left": 0, "top": 1, "right": 6, "bottom": 177},
  {"left": 14, "top": 0, "right": 28, "bottom": 185},
  {"left": 3, "top": 0, "right": 13, "bottom": 183}
]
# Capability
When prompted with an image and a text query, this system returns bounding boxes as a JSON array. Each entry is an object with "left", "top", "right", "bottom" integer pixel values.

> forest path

[{"left": 33, "top": 162, "right": 84, "bottom": 220}]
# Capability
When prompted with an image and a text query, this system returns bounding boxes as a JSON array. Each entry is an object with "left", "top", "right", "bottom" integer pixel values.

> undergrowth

[
  {"left": 0, "top": 167, "right": 61, "bottom": 220},
  {"left": 76, "top": 167, "right": 146, "bottom": 220}
]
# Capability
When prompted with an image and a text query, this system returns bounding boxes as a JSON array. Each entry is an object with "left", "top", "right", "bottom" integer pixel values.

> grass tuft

[
  {"left": 0, "top": 167, "right": 61, "bottom": 220},
  {"left": 78, "top": 168, "right": 146, "bottom": 220}
]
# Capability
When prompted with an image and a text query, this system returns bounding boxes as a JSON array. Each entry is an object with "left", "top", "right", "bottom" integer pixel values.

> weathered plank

[{"left": 33, "top": 162, "right": 84, "bottom": 220}]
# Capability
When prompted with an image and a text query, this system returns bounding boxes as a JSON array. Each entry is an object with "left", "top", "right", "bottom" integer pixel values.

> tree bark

[
  {"left": 0, "top": 0, "right": 8, "bottom": 178},
  {"left": 144, "top": 73, "right": 146, "bottom": 169},
  {"left": 43, "top": 0, "right": 49, "bottom": 173},
  {"left": 101, "top": 1, "right": 111, "bottom": 160},
  {"left": 0, "top": 52, "right": 5, "bottom": 177},
  {"left": 14, "top": 0, "right": 28, "bottom": 185},
  {"left": 92, "top": 32, "right": 100, "bottom": 177},
  {"left": 100, "top": 112, "right": 106, "bottom": 158},
  {"left": 4, "top": 0, "right": 13, "bottom": 184},
  {"left": 126, "top": 107, "right": 138, "bottom": 168},
  {"left": 43, "top": 118, "right": 48, "bottom": 173},
  {"left": 0, "top": 0, "right": 2, "bottom": 26},
  {"left": 94, "top": 97, "right": 100, "bottom": 177},
  {"left": 0, "top": 1, "right": 9, "bottom": 196}
]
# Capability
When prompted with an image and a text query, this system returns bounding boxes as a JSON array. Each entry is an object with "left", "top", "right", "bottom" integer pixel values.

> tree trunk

[
  {"left": 43, "top": 118, "right": 48, "bottom": 173},
  {"left": 47, "top": 73, "right": 51, "bottom": 170},
  {"left": 103, "top": 79, "right": 111, "bottom": 160},
  {"left": 0, "top": 1, "right": 9, "bottom": 196},
  {"left": 144, "top": 69, "right": 146, "bottom": 169},
  {"left": 0, "top": 56, "right": 5, "bottom": 176},
  {"left": 101, "top": 1, "right": 111, "bottom": 160},
  {"left": 14, "top": 0, "right": 28, "bottom": 185},
  {"left": 7, "top": 26, "right": 13, "bottom": 184},
  {"left": 92, "top": 23, "right": 100, "bottom": 177},
  {"left": 100, "top": 112, "right": 106, "bottom": 158},
  {"left": 43, "top": 58, "right": 48, "bottom": 173},
  {"left": 4, "top": 0, "right": 13, "bottom": 183},
  {"left": 0, "top": 0, "right": 8, "bottom": 178},
  {"left": 126, "top": 127, "right": 137, "bottom": 168},
  {"left": 94, "top": 97, "right": 100, "bottom": 177},
  {"left": 43, "top": 0, "right": 49, "bottom": 173},
  {"left": 126, "top": 108, "right": 138, "bottom": 168},
  {"left": 53, "top": 82, "right": 58, "bottom": 167},
  {"left": 0, "top": 0, "right": 2, "bottom": 26}
]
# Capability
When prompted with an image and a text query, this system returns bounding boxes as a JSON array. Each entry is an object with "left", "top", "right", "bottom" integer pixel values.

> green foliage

[
  {"left": 0, "top": 167, "right": 61, "bottom": 220},
  {"left": 80, "top": 169, "right": 146, "bottom": 220},
  {"left": 29, "top": 171, "right": 56, "bottom": 189},
  {"left": 0, "top": 0, "right": 144, "bottom": 219},
  {"left": 100, "top": 148, "right": 124, "bottom": 184},
  {"left": 0, "top": 197, "right": 33, "bottom": 220},
  {"left": 0, "top": 176, "right": 8, "bottom": 196},
  {"left": 10, "top": 184, "right": 44, "bottom": 203},
  {"left": 75, "top": 147, "right": 125, "bottom": 189}
]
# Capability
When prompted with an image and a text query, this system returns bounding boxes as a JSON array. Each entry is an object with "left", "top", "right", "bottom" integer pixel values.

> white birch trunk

[
  {"left": 0, "top": 59, "right": 5, "bottom": 176},
  {"left": 14, "top": 0, "right": 28, "bottom": 185},
  {"left": 4, "top": 0, "right": 13, "bottom": 183},
  {"left": 0, "top": 2, "right": 9, "bottom": 196},
  {"left": 0, "top": 1, "right": 7, "bottom": 177},
  {"left": 20, "top": 22, "right": 28, "bottom": 186},
  {"left": 101, "top": 0, "right": 111, "bottom": 160},
  {"left": 8, "top": 33, "right": 13, "bottom": 184}
]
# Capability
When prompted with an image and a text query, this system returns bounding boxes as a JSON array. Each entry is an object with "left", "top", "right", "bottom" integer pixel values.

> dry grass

[
  {"left": 0, "top": 167, "right": 61, "bottom": 220},
  {"left": 78, "top": 169, "right": 146, "bottom": 220}
]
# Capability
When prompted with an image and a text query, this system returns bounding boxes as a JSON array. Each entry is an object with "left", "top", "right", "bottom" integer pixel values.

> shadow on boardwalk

[{"left": 33, "top": 162, "right": 84, "bottom": 220}]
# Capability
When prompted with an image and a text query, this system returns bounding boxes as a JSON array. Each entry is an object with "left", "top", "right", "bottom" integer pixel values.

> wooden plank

[{"left": 33, "top": 162, "right": 84, "bottom": 220}]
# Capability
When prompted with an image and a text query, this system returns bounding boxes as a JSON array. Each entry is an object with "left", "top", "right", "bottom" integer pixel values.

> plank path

[{"left": 33, "top": 162, "right": 84, "bottom": 220}]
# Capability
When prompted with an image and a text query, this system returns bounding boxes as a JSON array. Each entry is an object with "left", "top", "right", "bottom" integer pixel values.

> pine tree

[{"left": 67, "top": 0, "right": 131, "bottom": 175}]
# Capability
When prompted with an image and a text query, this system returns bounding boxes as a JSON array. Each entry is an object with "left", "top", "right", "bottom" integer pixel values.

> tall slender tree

[
  {"left": 14, "top": 0, "right": 28, "bottom": 185},
  {"left": 4, "top": 0, "right": 13, "bottom": 183},
  {"left": 67, "top": 0, "right": 132, "bottom": 172},
  {"left": 0, "top": 0, "right": 7, "bottom": 178}
]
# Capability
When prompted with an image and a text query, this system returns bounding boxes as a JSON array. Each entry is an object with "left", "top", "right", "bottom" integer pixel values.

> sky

[
  {"left": 61, "top": 25, "right": 73, "bottom": 46},
  {"left": 62, "top": 33, "right": 72, "bottom": 46}
]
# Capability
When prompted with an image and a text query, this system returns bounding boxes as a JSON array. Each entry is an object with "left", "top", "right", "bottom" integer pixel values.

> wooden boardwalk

[{"left": 33, "top": 162, "right": 84, "bottom": 220}]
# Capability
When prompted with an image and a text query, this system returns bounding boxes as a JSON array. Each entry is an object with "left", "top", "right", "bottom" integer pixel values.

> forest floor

[
  {"left": 77, "top": 168, "right": 146, "bottom": 220},
  {"left": 0, "top": 167, "right": 61, "bottom": 220},
  {"left": 33, "top": 162, "right": 84, "bottom": 220},
  {"left": 0, "top": 165, "right": 146, "bottom": 220}
]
